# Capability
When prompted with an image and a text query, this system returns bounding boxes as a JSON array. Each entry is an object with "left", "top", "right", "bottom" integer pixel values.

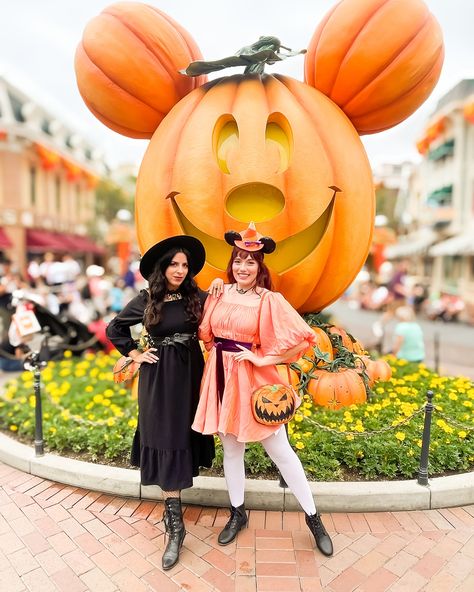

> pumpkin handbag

[
  {"left": 112, "top": 327, "right": 149, "bottom": 384},
  {"left": 112, "top": 356, "right": 140, "bottom": 384},
  {"left": 251, "top": 366, "right": 301, "bottom": 426}
]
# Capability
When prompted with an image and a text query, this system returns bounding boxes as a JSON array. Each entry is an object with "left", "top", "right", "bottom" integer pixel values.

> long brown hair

[
  {"left": 144, "top": 248, "right": 202, "bottom": 327},
  {"left": 226, "top": 247, "right": 274, "bottom": 292}
]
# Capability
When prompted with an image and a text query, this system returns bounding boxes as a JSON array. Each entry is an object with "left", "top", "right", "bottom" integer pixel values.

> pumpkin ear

[
  {"left": 74, "top": 3, "right": 206, "bottom": 139},
  {"left": 304, "top": 0, "right": 444, "bottom": 135}
]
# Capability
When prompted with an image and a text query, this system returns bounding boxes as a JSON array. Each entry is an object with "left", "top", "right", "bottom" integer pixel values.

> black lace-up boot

[
  {"left": 217, "top": 503, "right": 248, "bottom": 545},
  {"left": 305, "top": 511, "right": 333, "bottom": 556},
  {"left": 162, "top": 498, "right": 186, "bottom": 570}
]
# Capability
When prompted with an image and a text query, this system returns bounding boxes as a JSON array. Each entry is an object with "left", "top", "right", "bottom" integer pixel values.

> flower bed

[{"left": 0, "top": 352, "right": 473, "bottom": 481}]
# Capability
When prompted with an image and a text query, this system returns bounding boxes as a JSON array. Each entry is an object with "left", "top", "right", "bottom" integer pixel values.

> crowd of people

[
  {"left": 347, "top": 260, "right": 466, "bottom": 323},
  {"left": 0, "top": 252, "right": 144, "bottom": 369}
]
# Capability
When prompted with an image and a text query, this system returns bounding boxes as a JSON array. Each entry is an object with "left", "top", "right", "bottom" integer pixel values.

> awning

[
  {"left": 429, "top": 233, "right": 474, "bottom": 257},
  {"left": 65, "top": 234, "right": 106, "bottom": 255},
  {"left": 26, "top": 229, "right": 105, "bottom": 255},
  {"left": 26, "top": 229, "right": 68, "bottom": 252},
  {"left": 0, "top": 227, "right": 13, "bottom": 249},
  {"left": 384, "top": 229, "right": 437, "bottom": 259}
]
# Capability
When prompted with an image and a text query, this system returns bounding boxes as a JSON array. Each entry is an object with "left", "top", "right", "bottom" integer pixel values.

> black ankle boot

[
  {"left": 162, "top": 498, "right": 186, "bottom": 570},
  {"left": 218, "top": 504, "right": 248, "bottom": 545},
  {"left": 305, "top": 511, "right": 333, "bottom": 557}
]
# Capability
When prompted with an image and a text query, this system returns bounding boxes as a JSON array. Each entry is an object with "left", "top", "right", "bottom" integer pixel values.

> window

[
  {"left": 55, "top": 176, "right": 61, "bottom": 214},
  {"left": 30, "top": 166, "right": 37, "bottom": 206}
]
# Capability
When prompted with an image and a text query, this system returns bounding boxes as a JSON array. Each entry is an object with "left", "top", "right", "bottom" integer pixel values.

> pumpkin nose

[{"left": 225, "top": 183, "right": 285, "bottom": 222}]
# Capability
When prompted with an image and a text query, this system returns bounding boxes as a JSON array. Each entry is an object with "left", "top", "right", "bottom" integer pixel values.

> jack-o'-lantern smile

[{"left": 167, "top": 186, "right": 340, "bottom": 273}]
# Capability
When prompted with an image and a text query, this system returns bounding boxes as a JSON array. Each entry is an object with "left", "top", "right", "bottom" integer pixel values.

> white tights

[{"left": 219, "top": 428, "right": 317, "bottom": 515}]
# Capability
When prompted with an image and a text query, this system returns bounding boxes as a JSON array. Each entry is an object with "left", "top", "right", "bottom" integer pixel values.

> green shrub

[{"left": 0, "top": 352, "right": 472, "bottom": 480}]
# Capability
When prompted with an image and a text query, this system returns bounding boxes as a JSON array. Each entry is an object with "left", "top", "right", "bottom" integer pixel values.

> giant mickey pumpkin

[
  {"left": 136, "top": 74, "right": 374, "bottom": 310},
  {"left": 75, "top": 0, "right": 444, "bottom": 311}
]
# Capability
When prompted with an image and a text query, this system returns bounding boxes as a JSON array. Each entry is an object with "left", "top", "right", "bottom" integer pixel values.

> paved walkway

[{"left": 1, "top": 462, "right": 473, "bottom": 592}]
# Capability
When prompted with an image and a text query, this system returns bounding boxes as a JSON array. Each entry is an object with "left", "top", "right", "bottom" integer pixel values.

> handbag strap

[{"left": 254, "top": 289, "right": 269, "bottom": 346}]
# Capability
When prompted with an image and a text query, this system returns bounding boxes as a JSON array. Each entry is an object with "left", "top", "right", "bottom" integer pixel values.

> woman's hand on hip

[
  {"left": 234, "top": 345, "right": 264, "bottom": 367},
  {"left": 134, "top": 348, "right": 159, "bottom": 364}
]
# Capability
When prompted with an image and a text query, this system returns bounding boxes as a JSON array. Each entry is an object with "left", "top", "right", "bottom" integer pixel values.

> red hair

[{"left": 226, "top": 247, "right": 274, "bottom": 291}]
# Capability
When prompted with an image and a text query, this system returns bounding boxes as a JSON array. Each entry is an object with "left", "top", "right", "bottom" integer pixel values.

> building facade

[
  {"left": 0, "top": 75, "right": 105, "bottom": 272},
  {"left": 385, "top": 79, "right": 474, "bottom": 322}
]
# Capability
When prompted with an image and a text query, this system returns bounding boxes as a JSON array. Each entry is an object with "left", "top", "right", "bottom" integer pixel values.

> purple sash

[{"left": 214, "top": 337, "right": 253, "bottom": 402}]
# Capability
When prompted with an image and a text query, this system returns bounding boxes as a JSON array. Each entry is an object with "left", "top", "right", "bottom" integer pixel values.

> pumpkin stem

[{"left": 181, "top": 36, "right": 306, "bottom": 77}]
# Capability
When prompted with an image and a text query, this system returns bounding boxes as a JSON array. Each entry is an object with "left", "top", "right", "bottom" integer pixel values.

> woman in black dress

[{"left": 106, "top": 235, "right": 215, "bottom": 571}]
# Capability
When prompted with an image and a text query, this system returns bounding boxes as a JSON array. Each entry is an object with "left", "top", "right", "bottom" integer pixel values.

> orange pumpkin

[
  {"left": 359, "top": 356, "right": 392, "bottom": 387},
  {"left": 136, "top": 73, "right": 374, "bottom": 312},
  {"left": 307, "top": 367, "right": 367, "bottom": 410},
  {"left": 304, "top": 0, "right": 444, "bottom": 134},
  {"left": 327, "top": 326, "right": 354, "bottom": 353},
  {"left": 74, "top": 3, "right": 206, "bottom": 138},
  {"left": 305, "top": 326, "right": 333, "bottom": 366},
  {"left": 277, "top": 364, "right": 300, "bottom": 389}
]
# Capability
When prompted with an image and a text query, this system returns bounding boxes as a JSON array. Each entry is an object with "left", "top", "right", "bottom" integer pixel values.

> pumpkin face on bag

[{"left": 252, "top": 383, "right": 297, "bottom": 425}]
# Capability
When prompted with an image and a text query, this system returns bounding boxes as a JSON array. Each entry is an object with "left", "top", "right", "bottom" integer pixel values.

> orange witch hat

[{"left": 224, "top": 221, "right": 276, "bottom": 254}]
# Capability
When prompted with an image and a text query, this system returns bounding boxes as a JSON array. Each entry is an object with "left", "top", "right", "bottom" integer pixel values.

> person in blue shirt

[{"left": 392, "top": 306, "right": 425, "bottom": 363}]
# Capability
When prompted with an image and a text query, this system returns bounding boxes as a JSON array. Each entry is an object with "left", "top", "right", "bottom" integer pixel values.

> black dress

[{"left": 106, "top": 289, "right": 215, "bottom": 490}]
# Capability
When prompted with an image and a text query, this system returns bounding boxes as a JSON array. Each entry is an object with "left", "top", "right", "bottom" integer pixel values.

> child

[{"left": 392, "top": 306, "right": 425, "bottom": 363}]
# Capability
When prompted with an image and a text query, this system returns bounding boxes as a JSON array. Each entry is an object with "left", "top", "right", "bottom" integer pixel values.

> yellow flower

[
  {"left": 356, "top": 450, "right": 364, "bottom": 459},
  {"left": 29, "top": 396, "right": 36, "bottom": 408},
  {"left": 85, "top": 386, "right": 94, "bottom": 393},
  {"left": 458, "top": 431, "right": 467, "bottom": 439},
  {"left": 128, "top": 418, "right": 138, "bottom": 428},
  {"left": 448, "top": 392, "right": 458, "bottom": 401},
  {"left": 104, "top": 389, "right": 114, "bottom": 398},
  {"left": 93, "top": 394, "right": 104, "bottom": 403},
  {"left": 295, "top": 441, "right": 305, "bottom": 450},
  {"left": 395, "top": 432, "right": 406, "bottom": 441},
  {"left": 101, "top": 399, "right": 111, "bottom": 407},
  {"left": 63, "top": 350, "right": 72, "bottom": 358},
  {"left": 106, "top": 417, "right": 116, "bottom": 427},
  {"left": 10, "top": 425, "right": 18, "bottom": 432},
  {"left": 345, "top": 434, "right": 354, "bottom": 441},
  {"left": 339, "top": 424, "right": 347, "bottom": 433},
  {"left": 294, "top": 413, "right": 304, "bottom": 423},
  {"left": 407, "top": 449, "right": 414, "bottom": 457},
  {"left": 49, "top": 427, "right": 57, "bottom": 434}
]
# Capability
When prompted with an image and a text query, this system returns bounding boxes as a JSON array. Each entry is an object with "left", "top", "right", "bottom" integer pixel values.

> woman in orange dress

[{"left": 193, "top": 223, "right": 333, "bottom": 556}]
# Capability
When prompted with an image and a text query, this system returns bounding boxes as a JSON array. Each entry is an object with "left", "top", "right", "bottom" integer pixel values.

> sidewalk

[{"left": 1, "top": 462, "right": 473, "bottom": 592}]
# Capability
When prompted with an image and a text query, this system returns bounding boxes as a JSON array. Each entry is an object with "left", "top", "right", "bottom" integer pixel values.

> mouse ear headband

[{"left": 224, "top": 222, "right": 276, "bottom": 254}]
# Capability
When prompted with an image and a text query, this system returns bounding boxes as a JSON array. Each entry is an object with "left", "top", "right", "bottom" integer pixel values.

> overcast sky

[{"left": 1, "top": 0, "right": 473, "bottom": 169}]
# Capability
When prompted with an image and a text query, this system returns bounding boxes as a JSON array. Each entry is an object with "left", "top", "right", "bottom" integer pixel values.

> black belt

[
  {"left": 147, "top": 332, "right": 197, "bottom": 361},
  {"left": 214, "top": 337, "right": 253, "bottom": 402}
]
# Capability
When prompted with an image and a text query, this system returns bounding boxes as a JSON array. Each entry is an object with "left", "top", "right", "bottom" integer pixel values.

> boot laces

[
  {"left": 225, "top": 507, "right": 242, "bottom": 530},
  {"left": 308, "top": 514, "right": 327, "bottom": 536}
]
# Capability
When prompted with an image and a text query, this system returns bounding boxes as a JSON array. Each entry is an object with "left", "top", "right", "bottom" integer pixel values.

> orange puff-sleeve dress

[{"left": 192, "top": 288, "right": 318, "bottom": 442}]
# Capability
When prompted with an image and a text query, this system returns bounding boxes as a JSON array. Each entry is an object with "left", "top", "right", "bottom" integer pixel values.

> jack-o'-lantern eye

[
  {"left": 280, "top": 394, "right": 288, "bottom": 401},
  {"left": 265, "top": 114, "right": 292, "bottom": 173},
  {"left": 262, "top": 397, "right": 272, "bottom": 404},
  {"left": 213, "top": 115, "right": 239, "bottom": 174}
]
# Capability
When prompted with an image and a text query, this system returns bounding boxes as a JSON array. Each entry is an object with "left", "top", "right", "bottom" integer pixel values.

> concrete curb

[{"left": 1, "top": 433, "right": 473, "bottom": 511}]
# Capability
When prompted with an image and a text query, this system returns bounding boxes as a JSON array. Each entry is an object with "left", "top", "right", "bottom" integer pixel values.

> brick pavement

[{"left": 0, "top": 462, "right": 473, "bottom": 591}]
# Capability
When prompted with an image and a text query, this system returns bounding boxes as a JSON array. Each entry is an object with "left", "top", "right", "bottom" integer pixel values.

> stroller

[{"left": 0, "top": 292, "right": 101, "bottom": 365}]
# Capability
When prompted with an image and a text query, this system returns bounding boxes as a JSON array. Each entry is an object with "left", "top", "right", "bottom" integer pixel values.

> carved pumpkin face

[
  {"left": 252, "top": 383, "right": 296, "bottom": 425},
  {"left": 136, "top": 73, "right": 374, "bottom": 312}
]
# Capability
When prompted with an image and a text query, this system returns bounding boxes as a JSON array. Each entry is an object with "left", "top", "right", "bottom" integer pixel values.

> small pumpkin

[
  {"left": 358, "top": 356, "right": 392, "bottom": 387},
  {"left": 305, "top": 326, "right": 334, "bottom": 366},
  {"left": 327, "top": 326, "right": 355, "bottom": 353},
  {"left": 252, "top": 384, "right": 298, "bottom": 425},
  {"left": 304, "top": 0, "right": 444, "bottom": 134},
  {"left": 307, "top": 367, "right": 367, "bottom": 410}
]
